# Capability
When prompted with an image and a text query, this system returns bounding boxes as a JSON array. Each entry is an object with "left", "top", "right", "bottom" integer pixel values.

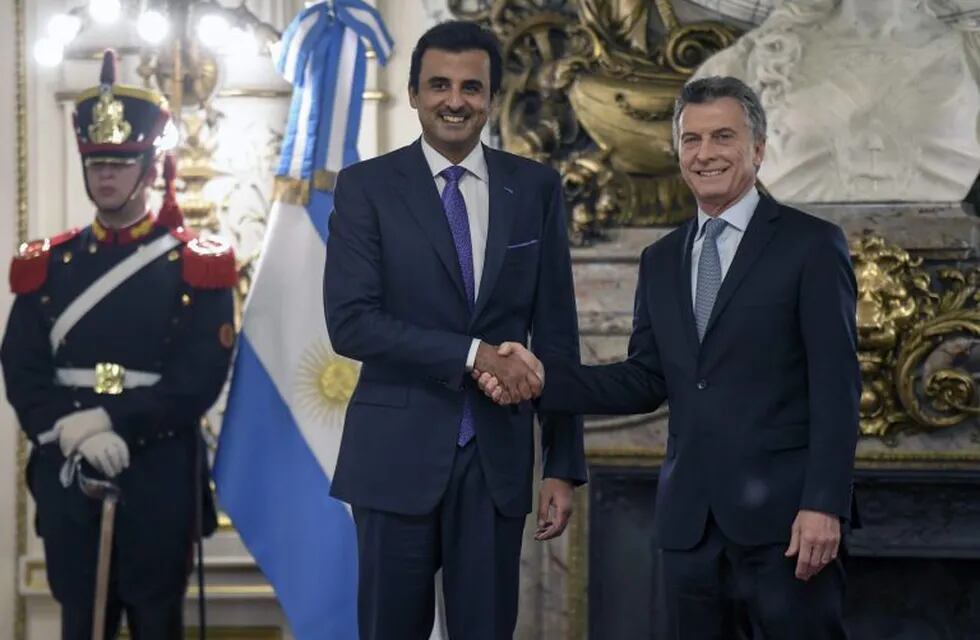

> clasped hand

[{"left": 472, "top": 342, "right": 544, "bottom": 405}]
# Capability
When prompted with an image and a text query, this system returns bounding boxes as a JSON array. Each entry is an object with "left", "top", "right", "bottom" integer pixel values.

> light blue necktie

[
  {"left": 440, "top": 166, "right": 476, "bottom": 446},
  {"left": 694, "top": 218, "right": 727, "bottom": 341}
]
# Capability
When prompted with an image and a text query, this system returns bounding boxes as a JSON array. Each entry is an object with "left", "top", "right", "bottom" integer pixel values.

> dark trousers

[
  {"left": 61, "top": 596, "right": 183, "bottom": 639},
  {"left": 353, "top": 441, "right": 526, "bottom": 640},
  {"left": 660, "top": 514, "right": 847, "bottom": 640}
]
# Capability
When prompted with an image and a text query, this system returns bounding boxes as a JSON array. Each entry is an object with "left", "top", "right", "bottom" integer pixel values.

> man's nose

[
  {"left": 694, "top": 139, "right": 716, "bottom": 162},
  {"left": 445, "top": 87, "right": 464, "bottom": 110}
]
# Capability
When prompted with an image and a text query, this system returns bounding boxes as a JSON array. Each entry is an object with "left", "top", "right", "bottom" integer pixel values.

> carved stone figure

[{"left": 694, "top": 0, "right": 980, "bottom": 202}]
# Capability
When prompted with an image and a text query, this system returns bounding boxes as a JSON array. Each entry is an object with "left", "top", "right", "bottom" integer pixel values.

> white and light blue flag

[{"left": 214, "top": 2, "right": 393, "bottom": 638}]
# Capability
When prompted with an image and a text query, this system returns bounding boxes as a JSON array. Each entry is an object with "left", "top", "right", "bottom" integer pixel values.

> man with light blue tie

[
  {"left": 479, "top": 76, "right": 861, "bottom": 638},
  {"left": 323, "top": 20, "right": 587, "bottom": 640}
]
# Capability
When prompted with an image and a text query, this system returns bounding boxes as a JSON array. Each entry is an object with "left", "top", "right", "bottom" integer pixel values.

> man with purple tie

[{"left": 323, "top": 20, "right": 587, "bottom": 640}]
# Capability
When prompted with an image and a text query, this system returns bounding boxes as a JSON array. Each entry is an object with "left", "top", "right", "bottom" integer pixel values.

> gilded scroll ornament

[
  {"left": 851, "top": 234, "right": 979, "bottom": 437},
  {"left": 451, "top": 0, "right": 736, "bottom": 243},
  {"left": 173, "top": 108, "right": 228, "bottom": 232}
]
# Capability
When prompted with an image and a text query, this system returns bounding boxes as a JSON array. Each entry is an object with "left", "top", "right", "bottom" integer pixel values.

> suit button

[{"left": 697, "top": 379, "right": 708, "bottom": 390}]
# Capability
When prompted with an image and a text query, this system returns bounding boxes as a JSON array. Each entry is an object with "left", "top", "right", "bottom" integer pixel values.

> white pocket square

[{"left": 507, "top": 239, "right": 539, "bottom": 249}]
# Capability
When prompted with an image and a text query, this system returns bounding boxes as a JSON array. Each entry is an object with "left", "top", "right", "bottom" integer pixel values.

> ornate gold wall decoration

[
  {"left": 851, "top": 234, "right": 979, "bottom": 437},
  {"left": 138, "top": 42, "right": 221, "bottom": 114},
  {"left": 172, "top": 107, "right": 228, "bottom": 233},
  {"left": 451, "top": 0, "right": 737, "bottom": 243}
]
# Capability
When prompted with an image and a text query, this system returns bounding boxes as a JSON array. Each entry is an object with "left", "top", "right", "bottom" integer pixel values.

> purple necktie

[{"left": 440, "top": 166, "right": 476, "bottom": 446}]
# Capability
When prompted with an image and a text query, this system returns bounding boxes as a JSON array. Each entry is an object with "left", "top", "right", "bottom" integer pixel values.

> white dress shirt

[
  {"left": 420, "top": 138, "right": 490, "bottom": 370},
  {"left": 690, "top": 187, "right": 760, "bottom": 309}
]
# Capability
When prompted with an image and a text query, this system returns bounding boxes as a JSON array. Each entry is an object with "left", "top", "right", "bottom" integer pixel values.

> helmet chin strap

[{"left": 86, "top": 152, "right": 155, "bottom": 219}]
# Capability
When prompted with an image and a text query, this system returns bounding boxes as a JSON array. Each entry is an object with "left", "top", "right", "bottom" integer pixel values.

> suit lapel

[
  {"left": 702, "top": 195, "right": 781, "bottom": 340},
  {"left": 395, "top": 140, "right": 468, "bottom": 303},
  {"left": 471, "top": 146, "right": 518, "bottom": 324},
  {"left": 677, "top": 218, "right": 701, "bottom": 356}
]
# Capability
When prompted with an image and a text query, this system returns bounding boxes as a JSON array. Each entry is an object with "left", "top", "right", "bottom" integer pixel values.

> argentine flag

[{"left": 214, "top": 2, "right": 392, "bottom": 638}]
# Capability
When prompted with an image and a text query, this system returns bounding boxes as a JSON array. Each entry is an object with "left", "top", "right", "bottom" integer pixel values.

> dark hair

[
  {"left": 672, "top": 76, "right": 767, "bottom": 149},
  {"left": 409, "top": 21, "right": 502, "bottom": 96}
]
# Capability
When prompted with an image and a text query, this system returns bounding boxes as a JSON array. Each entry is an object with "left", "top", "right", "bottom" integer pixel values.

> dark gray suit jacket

[{"left": 540, "top": 195, "right": 860, "bottom": 549}]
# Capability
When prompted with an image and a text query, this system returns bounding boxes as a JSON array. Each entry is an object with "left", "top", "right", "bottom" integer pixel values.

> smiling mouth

[
  {"left": 440, "top": 114, "right": 467, "bottom": 124},
  {"left": 696, "top": 168, "right": 727, "bottom": 177}
]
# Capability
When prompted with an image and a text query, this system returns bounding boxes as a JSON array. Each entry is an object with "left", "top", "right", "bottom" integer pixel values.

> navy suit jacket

[
  {"left": 540, "top": 195, "right": 860, "bottom": 549},
  {"left": 324, "top": 140, "right": 587, "bottom": 518}
]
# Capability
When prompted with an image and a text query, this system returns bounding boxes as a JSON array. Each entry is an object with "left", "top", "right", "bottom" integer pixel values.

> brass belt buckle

[{"left": 94, "top": 363, "right": 125, "bottom": 395}]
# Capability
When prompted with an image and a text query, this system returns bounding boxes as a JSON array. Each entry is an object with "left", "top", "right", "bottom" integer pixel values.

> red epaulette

[
  {"left": 169, "top": 227, "right": 238, "bottom": 289},
  {"left": 9, "top": 228, "right": 82, "bottom": 294}
]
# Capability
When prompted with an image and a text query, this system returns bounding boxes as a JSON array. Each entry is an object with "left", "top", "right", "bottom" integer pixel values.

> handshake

[{"left": 471, "top": 341, "right": 544, "bottom": 405}]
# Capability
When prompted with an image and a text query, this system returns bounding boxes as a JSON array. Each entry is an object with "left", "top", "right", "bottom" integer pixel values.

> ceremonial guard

[{"left": 1, "top": 50, "right": 237, "bottom": 638}]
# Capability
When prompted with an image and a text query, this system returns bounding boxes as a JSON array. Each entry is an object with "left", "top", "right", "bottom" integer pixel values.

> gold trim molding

[
  {"left": 121, "top": 628, "right": 281, "bottom": 640},
  {"left": 74, "top": 84, "right": 165, "bottom": 106},
  {"left": 566, "top": 488, "right": 589, "bottom": 640},
  {"left": 271, "top": 171, "right": 337, "bottom": 206},
  {"left": 14, "top": 0, "right": 27, "bottom": 636},
  {"left": 587, "top": 446, "right": 980, "bottom": 467},
  {"left": 219, "top": 89, "right": 387, "bottom": 102},
  {"left": 21, "top": 557, "right": 276, "bottom": 600},
  {"left": 57, "top": 88, "right": 389, "bottom": 103}
]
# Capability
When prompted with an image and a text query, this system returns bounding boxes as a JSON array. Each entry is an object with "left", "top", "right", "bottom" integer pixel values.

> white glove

[
  {"left": 77, "top": 431, "right": 130, "bottom": 478},
  {"left": 56, "top": 407, "right": 112, "bottom": 457}
]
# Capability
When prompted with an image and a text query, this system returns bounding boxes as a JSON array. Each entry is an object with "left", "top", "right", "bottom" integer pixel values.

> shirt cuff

[{"left": 465, "top": 339, "right": 481, "bottom": 372}]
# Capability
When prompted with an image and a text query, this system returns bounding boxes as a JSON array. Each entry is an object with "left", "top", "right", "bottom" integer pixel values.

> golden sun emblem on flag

[{"left": 296, "top": 341, "right": 360, "bottom": 422}]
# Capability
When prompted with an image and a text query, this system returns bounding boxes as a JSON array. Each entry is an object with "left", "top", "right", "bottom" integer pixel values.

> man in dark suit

[
  {"left": 478, "top": 76, "right": 860, "bottom": 638},
  {"left": 323, "top": 20, "right": 587, "bottom": 640}
]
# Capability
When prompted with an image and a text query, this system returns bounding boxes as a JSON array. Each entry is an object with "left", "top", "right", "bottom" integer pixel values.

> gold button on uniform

[
  {"left": 62, "top": 251, "right": 72, "bottom": 264},
  {"left": 181, "top": 293, "right": 192, "bottom": 306}
]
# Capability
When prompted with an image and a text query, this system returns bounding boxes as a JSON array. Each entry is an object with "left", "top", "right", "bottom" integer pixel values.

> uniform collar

[{"left": 91, "top": 212, "right": 156, "bottom": 245}]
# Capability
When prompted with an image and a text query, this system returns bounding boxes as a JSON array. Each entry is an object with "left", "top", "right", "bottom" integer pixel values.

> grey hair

[{"left": 672, "top": 76, "right": 767, "bottom": 150}]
